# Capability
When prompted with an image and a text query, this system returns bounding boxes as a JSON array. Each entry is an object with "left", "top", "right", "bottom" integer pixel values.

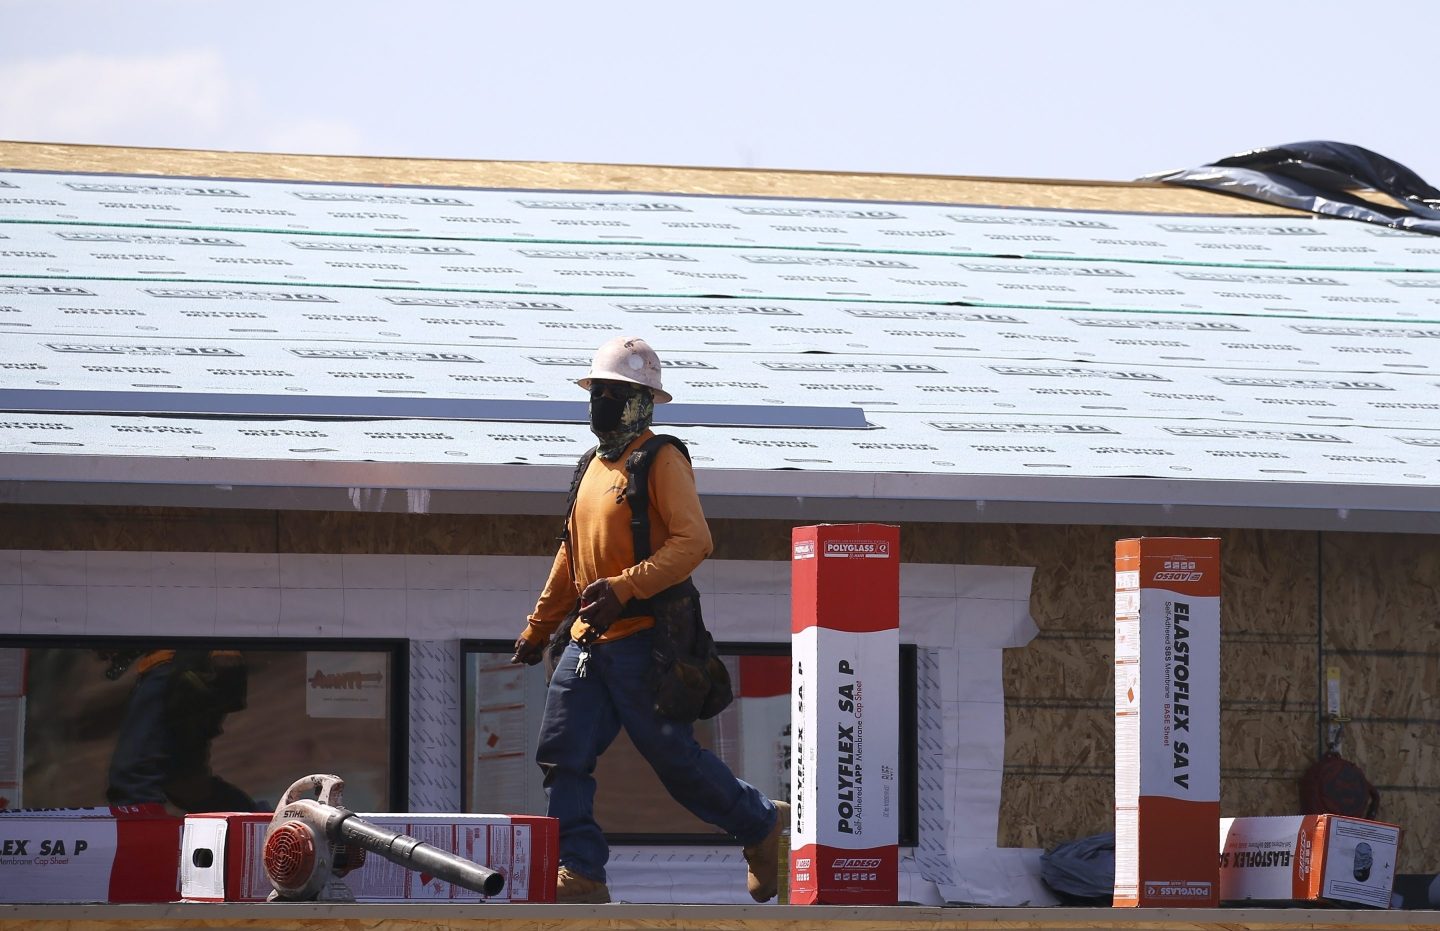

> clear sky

[{"left": 3, "top": 0, "right": 1438, "bottom": 186}]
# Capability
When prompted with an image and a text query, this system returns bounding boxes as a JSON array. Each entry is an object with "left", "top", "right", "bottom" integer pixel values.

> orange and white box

[
  {"left": 0, "top": 804, "right": 182, "bottom": 903},
  {"left": 181, "top": 811, "right": 557, "bottom": 903},
  {"left": 789, "top": 523, "right": 900, "bottom": 906},
  {"left": 1220, "top": 815, "right": 1400, "bottom": 908},
  {"left": 1113, "top": 537, "right": 1221, "bottom": 907}
]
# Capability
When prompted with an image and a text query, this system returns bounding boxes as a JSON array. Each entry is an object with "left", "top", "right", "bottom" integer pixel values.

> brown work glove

[
  {"left": 510, "top": 635, "right": 545, "bottom": 666},
  {"left": 578, "top": 578, "right": 622, "bottom": 637}
]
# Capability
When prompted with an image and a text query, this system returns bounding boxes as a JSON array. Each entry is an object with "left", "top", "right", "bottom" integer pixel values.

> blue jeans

[{"left": 536, "top": 631, "right": 776, "bottom": 883}]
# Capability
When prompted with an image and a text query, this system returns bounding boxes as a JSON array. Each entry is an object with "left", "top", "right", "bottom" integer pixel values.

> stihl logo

[{"left": 832, "top": 858, "right": 882, "bottom": 869}]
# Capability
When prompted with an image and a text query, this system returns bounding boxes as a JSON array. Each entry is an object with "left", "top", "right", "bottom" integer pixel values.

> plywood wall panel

[
  {"left": 1326, "top": 652, "right": 1440, "bottom": 723},
  {"left": 1221, "top": 529, "right": 1319, "bottom": 639},
  {"left": 1003, "top": 632, "right": 1110, "bottom": 703},
  {"left": 1374, "top": 787, "right": 1440, "bottom": 874},
  {"left": 1340, "top": 720, "right": 1439, "bottom": 798},
  {"left": 1322, "top": 532, "right": 1440, "bottom": 653},
  {"left": 708, "top": 518, "right": 804, "bottom": 562},
  {"left": 1221, "top": 773, "right": 1305, "bottom": 820},
  {"left": 998, "top": 772, "right": 1113, "bottom": 850},
  {"left": 0, "top": 504, "right": 276, "bottom": 551},
  {"left": 274, "top": 512, "right": 561, "bottom": 556},
  {"left": 1220, "top": 639, "right": 1317, "bottom": 711},
  {"left": 1219, "top": 708, "right": 1315, "bottom": 792},
  {"left": 1004, "top": 705, "right": 1112, "bottom": 769},
  {"left": 963, "top": 523, "right": 1139, "bottom": 634}
]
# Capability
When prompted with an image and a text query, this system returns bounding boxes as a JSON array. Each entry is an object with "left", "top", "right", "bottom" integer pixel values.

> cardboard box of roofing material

[
  {"left": 789, "top": 523, "right": 900, "bottom": 905},
  {"left": 1220, "top": 814, "right": 1400, "bottom": 908},
  {"left": 180, "top": 811, "right": 557, "bottom": 902},
  {"left": 0, "top": 804, "right": 182, "bottom": 903},
  {"left": 1113, "top": 537, "right": 1221, "bottom": 907}
]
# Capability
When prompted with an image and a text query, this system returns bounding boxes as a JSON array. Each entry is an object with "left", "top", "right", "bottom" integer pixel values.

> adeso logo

[
  {"left": 1153, "top": 571, "right": 1204, "bottom": 582},
  {"left": 793, "top": 540, "right": 816, "bottom": 560},
  {"left": 831, "top": 858, "right": 883, "bottom": 869}
]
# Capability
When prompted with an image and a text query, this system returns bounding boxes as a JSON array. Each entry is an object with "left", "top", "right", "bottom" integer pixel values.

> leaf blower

[{"left": 262, "top": 773, "right": 505, "bottom": 901}]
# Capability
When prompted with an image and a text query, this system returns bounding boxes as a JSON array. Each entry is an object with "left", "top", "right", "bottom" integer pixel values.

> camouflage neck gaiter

[{"left": 590, "top": 384, "right": 654, "bottom": 461}]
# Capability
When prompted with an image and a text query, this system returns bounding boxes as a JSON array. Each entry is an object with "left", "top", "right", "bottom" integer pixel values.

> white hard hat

[{"left": 577, "top": 336, "right": 672, "bottom": 403}]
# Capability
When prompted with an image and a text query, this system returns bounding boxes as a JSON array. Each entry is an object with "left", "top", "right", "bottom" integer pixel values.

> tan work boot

[
  {"left": 743, "top": 800, "right": 791, "bottom": 903},
  {"left": 555, "top": 866, "right": 611, "bottom": 904}
]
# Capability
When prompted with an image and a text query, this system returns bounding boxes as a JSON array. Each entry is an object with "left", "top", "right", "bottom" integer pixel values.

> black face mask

[
  {"left": 588, "top": 382, "right": 655, "bottom": 460},
  {"left": 590, "top": 382, "right": 630, "bottom": 434}
]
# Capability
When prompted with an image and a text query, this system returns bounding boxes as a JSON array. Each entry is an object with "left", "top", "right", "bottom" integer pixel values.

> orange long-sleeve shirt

[{"left": 522, "top": 430, "right": 712, "bottom": 646}]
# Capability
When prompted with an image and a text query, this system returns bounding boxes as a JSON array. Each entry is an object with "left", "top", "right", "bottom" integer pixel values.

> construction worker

[
  {"left": 511, "top": 336, "right": 787, "bottom": 905},
  {"left": 103, "top": 647, "right": 259, "bottom": 813}
]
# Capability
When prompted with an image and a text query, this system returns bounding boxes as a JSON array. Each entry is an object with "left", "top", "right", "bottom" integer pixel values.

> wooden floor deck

[{"left": 2, "top": 903, "right": 1436, "bottom": 931}]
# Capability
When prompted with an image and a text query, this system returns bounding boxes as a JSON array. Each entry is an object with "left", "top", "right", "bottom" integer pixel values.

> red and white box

[
  {"left": 1220, "top": 815, "right": 1401, "bottom": 908},
  {"left": 789, "top": 523, "right": 900, "bottom": 905},
  {"left": 1113, "top": 537, "right": 1221, "bottom": 907},
  {"left": 180, "top": 811, "right": 557, "bottom": 902},
  {"left": 0, "top": 804, "right": 182, "bottom": 903}
]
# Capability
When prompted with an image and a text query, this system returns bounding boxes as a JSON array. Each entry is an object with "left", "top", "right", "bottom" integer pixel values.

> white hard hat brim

[{"left": 577, "top": 374, "right": 672, "bottom": 404}]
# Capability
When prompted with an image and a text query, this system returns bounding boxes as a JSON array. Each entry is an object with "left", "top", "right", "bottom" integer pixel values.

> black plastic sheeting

[
  {"left": 1151, "top": 141, "right": 1440, "bottom": 237},
  {"left": 1039, "top": 832, "right": 1115, "bottom": 903}
]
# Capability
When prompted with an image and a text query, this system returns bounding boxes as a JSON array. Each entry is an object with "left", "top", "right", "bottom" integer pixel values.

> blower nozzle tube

[{"left": 332, "top": 810, "right": 506, "bottom": 897}]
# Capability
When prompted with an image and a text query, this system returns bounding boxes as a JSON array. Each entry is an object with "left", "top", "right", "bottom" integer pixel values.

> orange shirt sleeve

[{"left": 521, "top": 544, "right": 575, "bottom": 645}]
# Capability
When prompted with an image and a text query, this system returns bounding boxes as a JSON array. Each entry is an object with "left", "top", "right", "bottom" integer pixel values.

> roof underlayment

[{"left": 0, "top": 148, "right": 1437, "bottom": 532}]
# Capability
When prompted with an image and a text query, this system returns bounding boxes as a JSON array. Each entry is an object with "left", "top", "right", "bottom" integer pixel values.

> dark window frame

[{"left": 0, "top": 633, "right": 410, "bottom": 812}]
